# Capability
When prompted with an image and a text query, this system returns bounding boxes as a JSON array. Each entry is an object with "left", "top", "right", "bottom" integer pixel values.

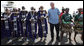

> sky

[{"left": 1, "top": 1, "right": 83, "bottom": 15}]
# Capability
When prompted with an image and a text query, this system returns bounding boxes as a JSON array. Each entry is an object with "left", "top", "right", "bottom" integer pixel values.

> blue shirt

[{"left": 48, "top": 8, "right": 60, "bottom": 24}]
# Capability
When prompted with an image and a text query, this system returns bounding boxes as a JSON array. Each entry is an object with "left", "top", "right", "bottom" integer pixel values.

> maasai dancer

[
  {"left": 26, "top": 7, "right": 37, "bottom": 43},
  {"left": 1, "top": 9, "right": 11, "bottom": 38},
  {"left": 2, "top": 8, "right": 13, "bottom": 44},
  {"left": 61, "top": 8, "right": 73, "bottom": 41},
  {"left": 74, "top": 8, "right": 83, "bottom": 42},
  {"left": 59, "top": 7, "right": 66, "bottom": 40},
  {"left": 18, "top": 6, "right": 28, "bottom": 41},
  {"left": 10, "top": 8, "right": 20, "bottom": 37},
  {"left": 37, "top": 6, "right": 48, "bottom": 42}
]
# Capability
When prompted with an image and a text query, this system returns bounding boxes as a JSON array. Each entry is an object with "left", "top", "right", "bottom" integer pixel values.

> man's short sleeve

[
  {"left": 48, "top": 10, "right": 50, "bottom": 17},
  {"left": 57, "top": 8, "right": 60, "bottom": 15}
]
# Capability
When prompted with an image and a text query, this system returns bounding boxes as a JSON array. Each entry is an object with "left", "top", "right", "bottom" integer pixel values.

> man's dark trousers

[{"left": 49, "top": 23, "right": 59, "bottom": 41}]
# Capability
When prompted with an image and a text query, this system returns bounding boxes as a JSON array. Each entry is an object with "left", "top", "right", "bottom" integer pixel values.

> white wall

[{"left": 1, "top": 1, "right": 83, "bottom": 15}]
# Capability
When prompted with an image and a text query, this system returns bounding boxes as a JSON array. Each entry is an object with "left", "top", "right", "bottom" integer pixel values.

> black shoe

[{"left": 56, "top": 37, "right": 60, "bottom": 42}]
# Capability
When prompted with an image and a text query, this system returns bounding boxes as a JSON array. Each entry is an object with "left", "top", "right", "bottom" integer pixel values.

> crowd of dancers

[{"left": 1, "top": 5, "right": 83, "bottom": 44}]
